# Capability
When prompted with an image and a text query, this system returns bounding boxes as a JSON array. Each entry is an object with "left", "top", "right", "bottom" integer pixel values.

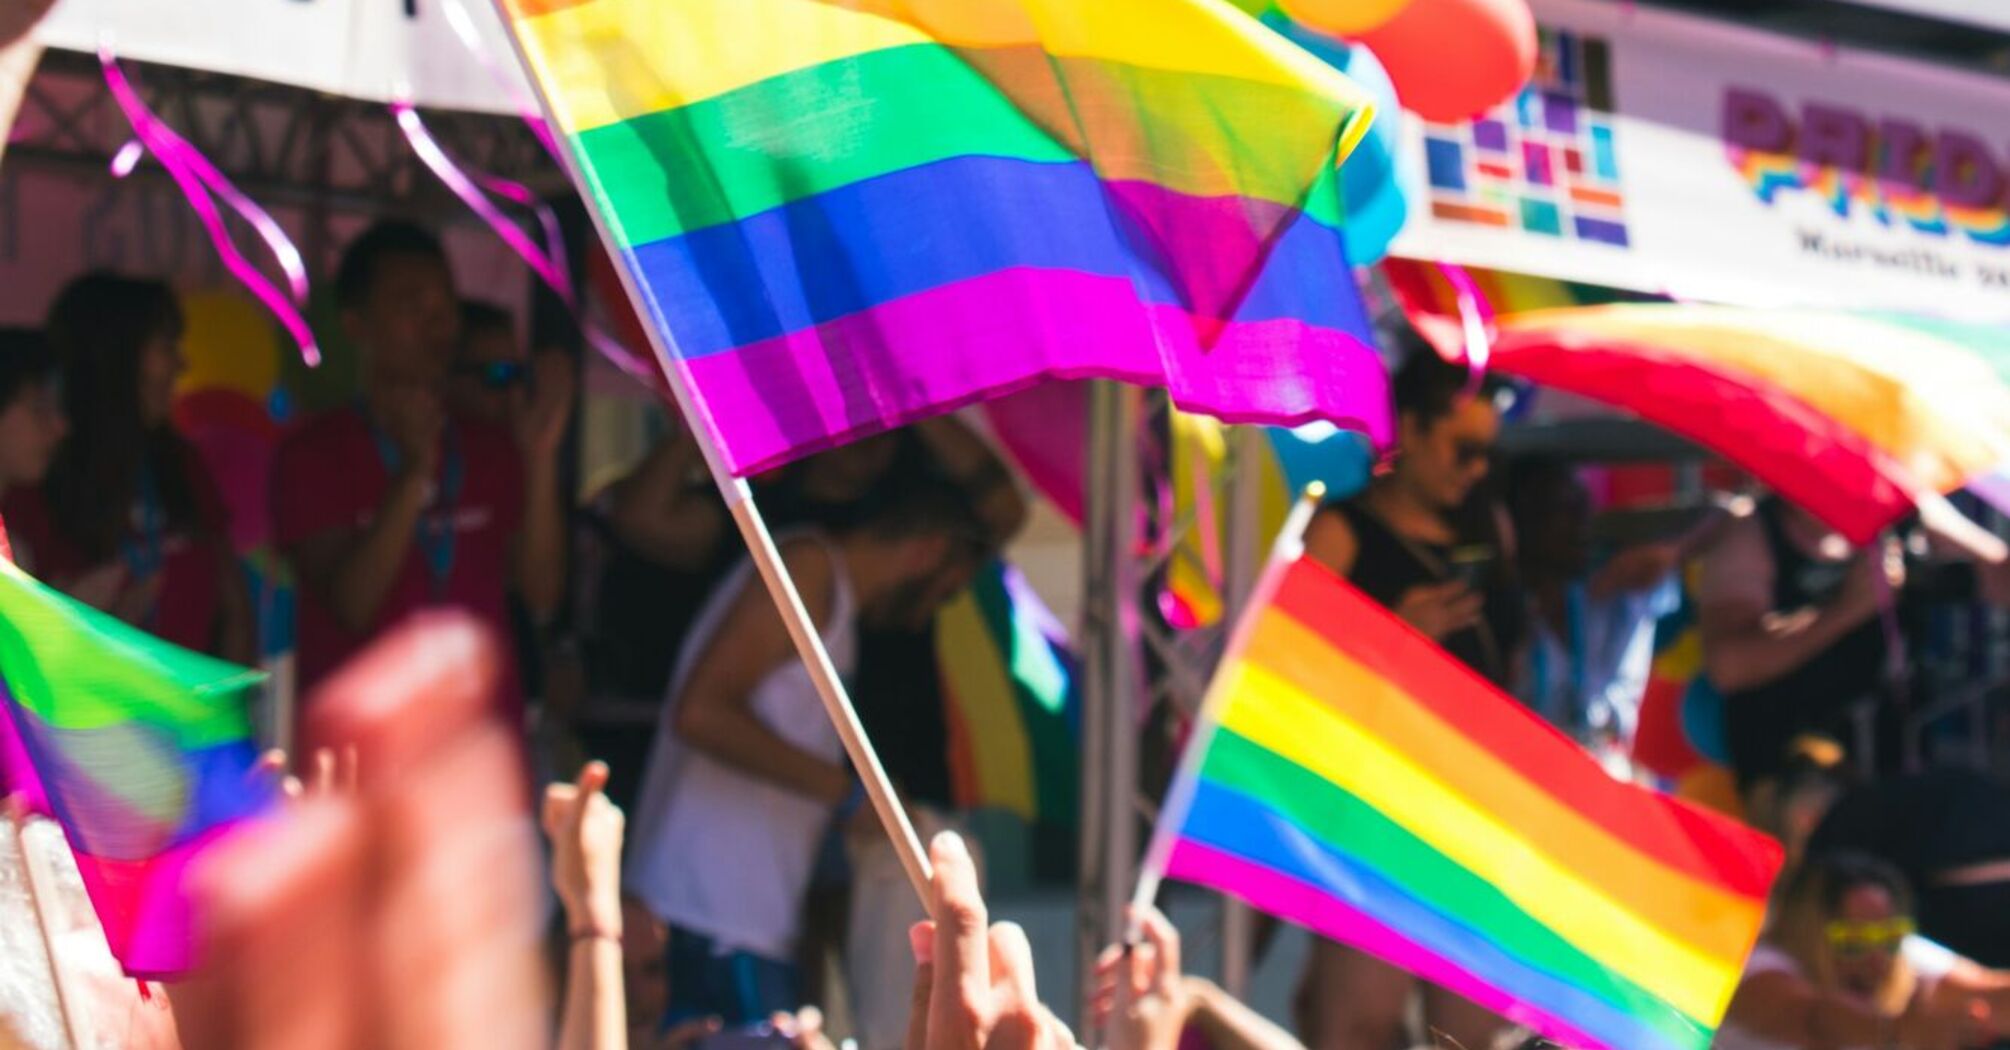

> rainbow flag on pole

[
  {"left": 495, "top": 0, "right": 1391, "bottom": 476},
  {"left": 0, "top": 557, "right": 270, "bottom": 977},
  {"left": 1140, "top": 551, "right": 1782, "bottom": 1050}
]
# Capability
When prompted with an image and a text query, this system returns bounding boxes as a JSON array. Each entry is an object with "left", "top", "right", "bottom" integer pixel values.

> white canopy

[{"left": 35, "top": 0, "right": 533, "bottom": 113}]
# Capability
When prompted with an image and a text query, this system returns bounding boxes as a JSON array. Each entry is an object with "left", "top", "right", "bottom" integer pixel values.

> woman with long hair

[
  {"left": 1718, "top": 851, "right": 2001, "bottom": 1049},
  {"left": 3, "top": 273, "right": 252, "bottom": 661},
  {"left": 1297, "top": 332, "right": 1522, "bottom": 1050}
]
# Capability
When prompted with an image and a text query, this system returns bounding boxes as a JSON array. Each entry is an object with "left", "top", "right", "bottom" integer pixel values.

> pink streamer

[
  {"left": 439, "top": 0, "right": 567, "bottom": 167},
  {"left": 1436, "top": 262, "right": 1494, "bottom": 392},
  {"left": 393, "top": 101, "right": 651, "bottom": 383},
  {"left": 99, "top": 49, "right": 319, "bottom": 366}
]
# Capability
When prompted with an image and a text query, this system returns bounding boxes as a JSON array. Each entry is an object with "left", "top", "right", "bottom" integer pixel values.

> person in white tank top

[
  {"left": 624, "top": 482, "right": 990, "bottom": 1029},
  {"left": 1717, "top": 852, "right": 2006, "bottom": 1050}
]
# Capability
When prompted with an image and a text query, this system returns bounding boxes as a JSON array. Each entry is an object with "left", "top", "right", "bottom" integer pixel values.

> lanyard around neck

[
  {"left": 368, "top": 413, "right": 466, "bottom": 601},
  {"left": 119, "top": 461, "right": 166, "bottom": 628}
]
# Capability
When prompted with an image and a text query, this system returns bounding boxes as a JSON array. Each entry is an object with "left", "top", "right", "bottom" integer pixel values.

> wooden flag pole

[
  {"left": 1127, "top": 483, "right": 1325, "bottom": 927},
  {"left": 12, "top": 808, "right": 92, "bottom": 1050},
  {"left": 722, "top": 494, "right": 936, "bottom": 903},
  {"left": 483, "top": 0, "right": 935, "bottom": 907},
  {"left": 0, "top": 36, "right": 41, "bottom": 169}
]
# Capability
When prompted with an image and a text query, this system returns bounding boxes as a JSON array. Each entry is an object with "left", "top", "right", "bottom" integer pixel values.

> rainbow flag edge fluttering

[
  {"left": 0, "top": 557, "right": 271, "bottom": 978},
  {"left": 1144, "top": 549, "right": 1782, "bottom": 1050},
  {"left": 496, "top": 0, "right": 1392, "bottom": 476}
]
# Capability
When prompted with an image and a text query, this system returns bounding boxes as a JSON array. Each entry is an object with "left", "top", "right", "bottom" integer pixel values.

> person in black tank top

[
  {"left": 1298, "top": 341, "right": 1516, "bottom": 1050},
  {"left": 1698, "top": 497, "right": 1891, "bottom": 792},
  {"left": 1305, "top": 345, "right": 1517, "bottom": 687}
]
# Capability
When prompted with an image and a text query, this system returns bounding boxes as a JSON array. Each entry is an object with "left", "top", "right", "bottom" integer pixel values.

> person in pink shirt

[{"left": 272, "top": 221, "right": 571, "bottom": 728}]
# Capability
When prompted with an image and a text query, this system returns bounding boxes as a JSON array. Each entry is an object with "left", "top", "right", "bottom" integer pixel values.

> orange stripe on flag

[
  {"left": 1269, "top": 557, "right": 1780, "bottom": 898},
  {"left": 1242, "top": 608, "right": 1768, "bottom": 963}
]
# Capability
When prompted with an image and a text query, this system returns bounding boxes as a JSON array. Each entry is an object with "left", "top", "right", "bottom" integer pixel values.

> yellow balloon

[
  {"left": 176, "top": 289, "right": 281, "bottom": 402},
  {"left": 1278, "top": 0, "right": 1415, "bottom": 36}
]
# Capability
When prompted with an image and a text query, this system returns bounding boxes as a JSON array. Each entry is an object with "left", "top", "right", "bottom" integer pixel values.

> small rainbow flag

[
  {"left": 1142, "top": 552, "right": 1782, "bottom": 1050},
  {"left": 0, "top": 556, "right": 270, "bottom": 978},
  {"left": 935, "top": 560, "right": 1078, "bottom": 824},
  {"left": 496, "top": 0, "right": 1391, "bottom": 476}
]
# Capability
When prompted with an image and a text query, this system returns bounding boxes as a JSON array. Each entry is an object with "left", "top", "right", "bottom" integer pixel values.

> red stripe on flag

[{"left": 1268, "top": 557, "right": 1781, "bottom": 899}]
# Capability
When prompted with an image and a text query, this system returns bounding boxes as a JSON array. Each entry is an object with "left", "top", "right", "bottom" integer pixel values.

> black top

[
  {"left": 1327, "top": 500, "right": 1518, "bottom": 687},
  {"left": 1722, "top": 499, "right": 1889, "bottom": 785},
  {"left": 582, "top": 486, "right": 739, "bottom": 701},
  {"left": 1808, "top": 768, "right": 2010, "bottom": 880}
]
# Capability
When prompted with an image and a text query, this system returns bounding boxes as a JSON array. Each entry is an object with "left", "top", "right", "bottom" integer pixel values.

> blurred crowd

[{"left": 6, "top": 218, "right": 2010, "bottom": 1050}]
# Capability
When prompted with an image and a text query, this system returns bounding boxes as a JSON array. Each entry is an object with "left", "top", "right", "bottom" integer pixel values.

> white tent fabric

[{"left": 35, "top": 0, "right": 533, "bottom": 113}]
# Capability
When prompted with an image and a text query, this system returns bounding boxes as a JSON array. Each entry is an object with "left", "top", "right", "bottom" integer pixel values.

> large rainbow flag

[
  {"left": 1145, "top": 554, "right": 1782, "bottom": 1050},
  {"left": 496, "top": 0, "right": 1391, "bottom": 476},
  {"left": 0, "top": 556, "right": 270, "bottom": 977}
]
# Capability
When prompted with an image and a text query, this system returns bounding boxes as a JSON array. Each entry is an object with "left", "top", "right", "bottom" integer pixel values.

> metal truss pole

[
  {"left": 1078, "top": 379, "right": 1142, "bottom": 1032},
  {"left": 1216, "top": 424, "right": 1270, "bottom": 997}
]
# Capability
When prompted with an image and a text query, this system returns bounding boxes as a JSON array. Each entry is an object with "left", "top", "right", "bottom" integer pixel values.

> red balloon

[{"left": 1359, "top": 0, "right": 1536, "bottom": 123}]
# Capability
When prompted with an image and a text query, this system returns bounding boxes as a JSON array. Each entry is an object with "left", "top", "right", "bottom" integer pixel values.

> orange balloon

[
  {"left": 1278, "top": 0, "right": 1416, "bottom": 36},
  {"left": 1359, "top": 0, "right": 1535, "bottom": 123}
]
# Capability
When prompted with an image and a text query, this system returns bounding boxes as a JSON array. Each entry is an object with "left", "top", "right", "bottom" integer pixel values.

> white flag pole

[
  {"left": 1127, "top": 483, "right": 1325, "bottom": 928},
  {"left": 484, "top": 3, "right": 935, "bottom": 905},
  {"left": 12, "top": 809, "right": 92, "bottom": 1050},
  {"left": 0, "top": 35, "right": 42, "bottom": 169}
]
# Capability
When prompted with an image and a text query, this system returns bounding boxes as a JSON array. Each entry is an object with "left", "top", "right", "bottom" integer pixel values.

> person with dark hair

[
  {"left": 1305, "top": 340, "right": 1518, "bottom": 686},
  {"left": 3, "top": 275, "right": 252, "bottom": 661},
  {"left": 1299, "top": 336, "right": 1517, "bottom": 1050},
  {"left": 0, "top": 328, "right": 65, "bottom": 524},
  {"left": 624, "top": 478, "right": 992, "bottom": 1029},
  {"left": 272, "top": 220, "right": 572, "bottom": 728},
  {"left": 1719, "top": 851, "right": 2001, "bottom": 1050},
  {"left": 1805, "top": 767, "right": 2010, "bottom": 970}
]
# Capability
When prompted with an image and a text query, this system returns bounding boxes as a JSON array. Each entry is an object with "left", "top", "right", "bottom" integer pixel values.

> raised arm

[
  {"left": 547, "top": 761, "right": 628, "bottom": 1050},
  {"left": 1697, "top": 515, "right": 1880, "bottom": 693},
  {"left": 606, "top": 428, "right": 727, "bottom": 571}
]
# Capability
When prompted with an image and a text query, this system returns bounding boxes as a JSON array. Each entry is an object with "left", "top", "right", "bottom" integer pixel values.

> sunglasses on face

[
  {"left": 1825, "top": 917, "right": 1915, "bottom": 956},
  {"left": 454, "top": 360, "right": 527, "bottom": 390},
  {"left": 1453, "top": 439, "right": 1494, "bottom": 468}
]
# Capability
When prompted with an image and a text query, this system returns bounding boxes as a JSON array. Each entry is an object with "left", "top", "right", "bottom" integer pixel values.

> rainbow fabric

[
  {"left": 1164, "top": 409, "right": 1372, "bottom": 629},
  {"left": 1155, "top": 555, "right": 1781, "bottom": 1050},
  {"left": 1387, "top": 259, "right": 2010, "bottom": 544},
  {"left": 1485, "top": 305, "right": 2010, "bottom": 544},
  {"left": 499, "top": 0, "right": 1390, "bottom": 476},
  {"left": 935, "top": 560, "right": 1077, "bottom": 823},
  {"left": 0, "top": 556, "right": 269, "bottom": 978}
]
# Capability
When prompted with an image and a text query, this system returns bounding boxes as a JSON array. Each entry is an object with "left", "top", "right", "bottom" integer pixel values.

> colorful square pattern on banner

[{"left": 1423, "top": 29, "right": 1628, "bottom": 247}]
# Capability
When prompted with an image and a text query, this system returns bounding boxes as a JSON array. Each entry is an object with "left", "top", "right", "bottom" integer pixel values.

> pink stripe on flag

[
  {"left": 1165, "top": 839, "right": 1610, "bottom": 1050},
  {"left": 678, "top": 268, "right": 1389, "bottom": 477}
]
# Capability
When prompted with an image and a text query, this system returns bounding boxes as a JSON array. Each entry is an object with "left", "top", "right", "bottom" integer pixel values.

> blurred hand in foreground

[
  {"left": 173, "top": 613, "right": 549, "bottom": 1050},
  {"left": 903, "top": 831, "right": 1078, "bottom": 1050}
]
